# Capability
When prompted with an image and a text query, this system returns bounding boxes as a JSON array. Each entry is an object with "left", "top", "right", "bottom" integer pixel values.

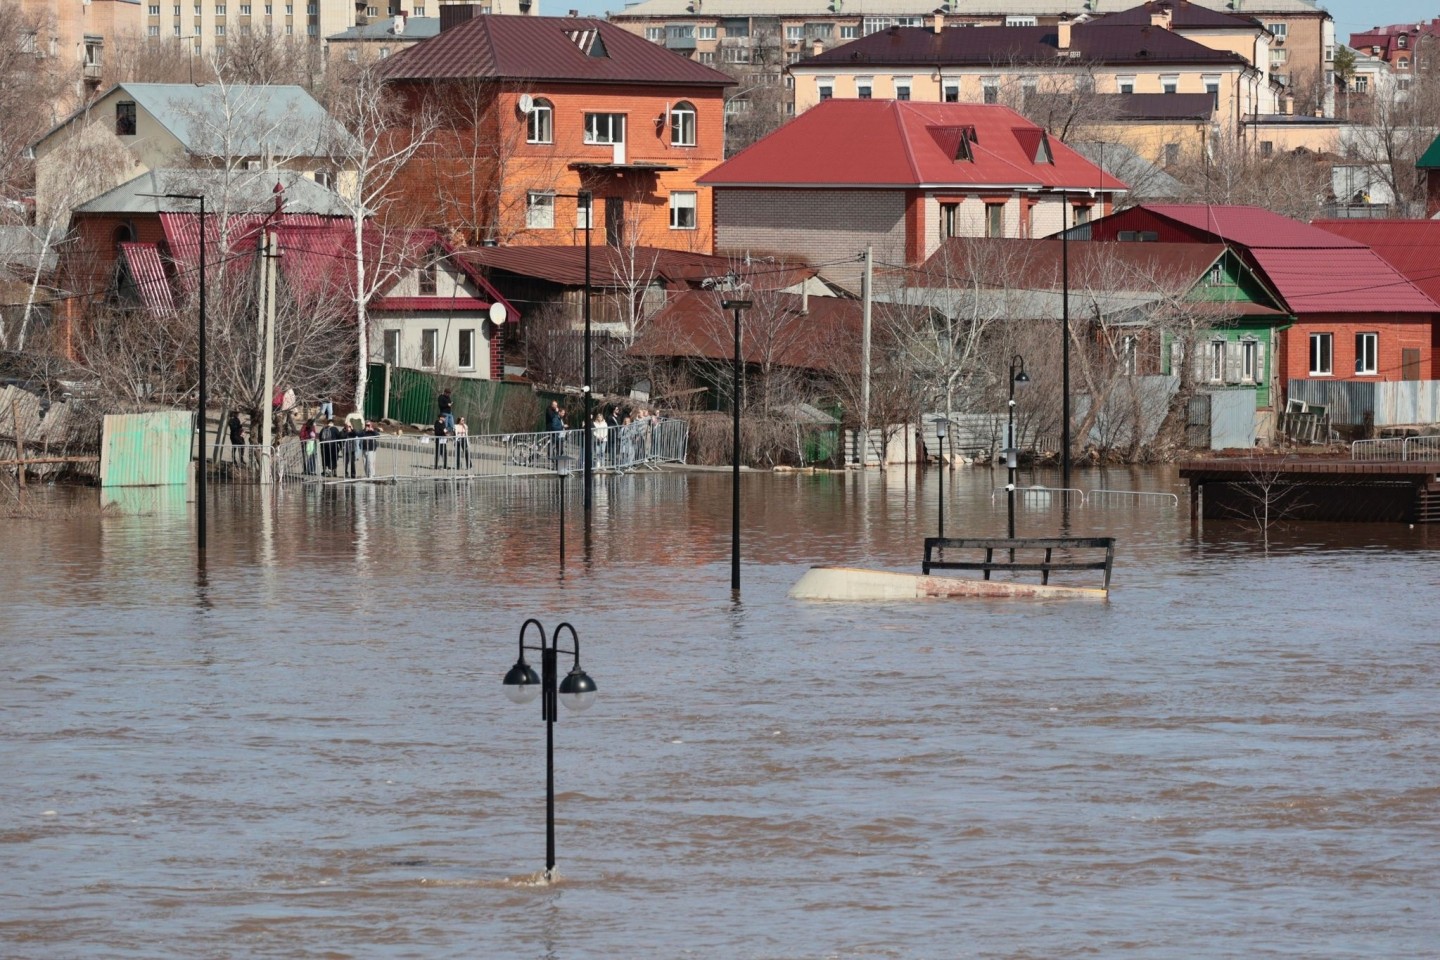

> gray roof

[
  {"left": 52, "top": 83, "right": 354, "bottom": 158},
  {"left": 75, "top": 169, "right": 356, "bottom": 217},
  {"left": 1072, "top": 140, "right": 1184, "bottom": 198},
  {"left": 609, "top": 0, "right": 1326, "bottom": 19},
  {"left": 327, "top": 16, "right": 441, "bottom": 41},
  {"left": 0, "top": 226, "right": 60, "bottom": 277}
]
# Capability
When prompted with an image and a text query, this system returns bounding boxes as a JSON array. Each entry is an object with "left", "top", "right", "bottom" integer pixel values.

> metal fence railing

[
  {"left": 987, "top": 486, "right": 1179, "bottom": 509},
  {"left": 206, "top": 418, "right": 689, "bottom": 484},
  {"left": 1351, "top": 435, "right": 1440, "bottom": 461}
]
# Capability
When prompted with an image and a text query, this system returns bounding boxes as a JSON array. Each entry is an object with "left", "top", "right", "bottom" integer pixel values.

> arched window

[
  {"left": 527, "top": 97, "right": 553, "bottom": 144},
  {"left": 112, "top": 223, "right": 134, "bottom": 249},
  {"left": 670, "top": 101, "right": 696, "bottom": 147}
]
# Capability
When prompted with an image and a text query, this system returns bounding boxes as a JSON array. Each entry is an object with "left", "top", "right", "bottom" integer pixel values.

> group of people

[
  {"left": 545, "top": 399, "right": 663, "bottom": 469},
  {"left": 431, "top": 406, "right": 473, "bottom": 471},
  {"left": 298, "top": 417, "right": 382, "bottom": 478}
]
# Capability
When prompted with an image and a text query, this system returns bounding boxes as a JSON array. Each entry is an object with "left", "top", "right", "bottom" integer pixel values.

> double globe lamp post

[
  {"left": 1004, "top": 354, "right": 1031, "bottom": 539},
  {"left": 502, "top": 619, "right": 598, "bottom": 881}
]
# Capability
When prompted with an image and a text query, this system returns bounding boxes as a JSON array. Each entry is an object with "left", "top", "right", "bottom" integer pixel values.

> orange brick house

[{"left": 376, "top": 12, "right": 733, "bottom": 252}]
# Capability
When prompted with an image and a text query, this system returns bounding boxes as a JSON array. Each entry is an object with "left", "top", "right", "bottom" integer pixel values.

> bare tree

[{"left": 1170, "top": 136, "right": 1332, "bottom": 221}]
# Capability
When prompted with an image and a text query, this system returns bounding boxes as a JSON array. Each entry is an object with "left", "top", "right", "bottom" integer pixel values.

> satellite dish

[
  {"left": 517, "top": 93, "right": 534, "bottom": 114},
  {"left": 489, "top": 302, "right": 508, "bottom": 325}
]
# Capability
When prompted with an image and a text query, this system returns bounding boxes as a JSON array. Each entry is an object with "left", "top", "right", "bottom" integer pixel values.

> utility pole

[
  {"left": 860, "top": 245, "right": 873, "bottom": 467},
  {"left": 260, "top": 229, "right": 278, "bottom": 484}
]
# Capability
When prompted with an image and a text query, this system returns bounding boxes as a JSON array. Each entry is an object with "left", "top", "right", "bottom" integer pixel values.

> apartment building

[
  {"left": 16, "top": 0, "right": 143, "bottom": 103},
  {"left": 610, "top": 0, "right": 1334, "bottom": 115}
]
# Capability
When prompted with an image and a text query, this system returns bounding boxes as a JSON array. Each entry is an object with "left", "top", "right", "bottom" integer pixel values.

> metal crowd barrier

[
  {"left": 988, "top": 486, "right": 1179, "bottom": 509},
  {"left": 1351, "top": 435, "right": 1440, "bottom": 461},
  {"left": 205, "top": 419, "right": 690, "bottom": 484}
]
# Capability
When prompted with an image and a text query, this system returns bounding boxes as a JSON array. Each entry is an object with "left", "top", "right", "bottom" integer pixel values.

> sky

[{"left": 565, "top": 0, "right": 1440, "bottom": 42}]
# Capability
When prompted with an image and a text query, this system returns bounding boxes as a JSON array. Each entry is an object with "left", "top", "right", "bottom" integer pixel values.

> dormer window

[
  {"left": 1035, "top": 132, "right": 1053, "bottom": 164},
  {"left": 1398, "top": 34, "right": 1408, "bottom": 49}
]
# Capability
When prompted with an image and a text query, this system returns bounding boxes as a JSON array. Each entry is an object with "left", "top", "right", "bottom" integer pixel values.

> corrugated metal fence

[
  {"left": 100, "top": 411, "right": 193, "bottom": 487},
  {"left": 364, "top": 364, "right": 541, "bottom": 434},
  {"left": 1289, "top": 380, "right": 1440, "bottom": 427}
]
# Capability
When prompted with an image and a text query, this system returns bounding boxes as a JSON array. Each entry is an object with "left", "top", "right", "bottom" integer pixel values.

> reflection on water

[{"left": 2, "top": 466, "right": 1438, "bottom": 959}]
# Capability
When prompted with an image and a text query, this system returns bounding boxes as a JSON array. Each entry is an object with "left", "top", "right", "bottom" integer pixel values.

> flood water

[{"left": 2, "top": 466, "right": 1438, "bottom": 959}]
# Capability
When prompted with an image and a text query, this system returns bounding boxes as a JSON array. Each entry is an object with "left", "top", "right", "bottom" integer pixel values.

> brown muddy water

[{"left": 1, "top": 466, "right": 1437, "bottom": 959}]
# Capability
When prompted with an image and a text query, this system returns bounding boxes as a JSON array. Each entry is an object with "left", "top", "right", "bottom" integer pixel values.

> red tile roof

[
  {"left": 119, "top": 242, "right": 176, "bottom": 314},
  {"left": 375, "top": 15, "right": 733, "bottom": 87},
  {"left": 1312, "top": 219, "right": 1440, "bottom": 307},
  {"left": 1139, "top": 204, "right": 1362, "bottom": 249},
  {"left": 1115, "top": 205, "right": 1438, "bottom": 314},
  {"left": 1245, "top": 247, "right": 1438, "bottom": 314},
  {"left": 796, "top": 21, "right": 1248, "bottom": 69},
  {"left": 701, "top": 100, "right": 1127, "bottom": 192}
]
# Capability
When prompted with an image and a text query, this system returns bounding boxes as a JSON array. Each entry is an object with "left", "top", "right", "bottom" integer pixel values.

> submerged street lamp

[
  {"left": 502, "top": 619, "right": 598, "bottom": 880},
  {"left": 934, "top": 416, "right": 950, "bottom": 539},
  {"left": 1004, "top": 355, "right": 1031, "bottom": 539},
  {"left": 722, "top": 296, "right": 750, "bottom": 595},
  {"left": 556, "top": 454, "right": 577, "bottom": 566}
]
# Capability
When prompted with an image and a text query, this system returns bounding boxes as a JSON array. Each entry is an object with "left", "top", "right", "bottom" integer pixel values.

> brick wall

[
  {"left": 1283, "top": 316, "right": 1434, "bottom": 388},
  {"left": 714, "top": 188, "right": 906, "bottom": 285}
]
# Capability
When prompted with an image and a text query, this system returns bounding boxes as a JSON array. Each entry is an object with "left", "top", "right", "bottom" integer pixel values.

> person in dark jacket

[
  {"left": 319, "top": 419, "right": 343, "bottom": 476},
  {"left": 360, "top": 422, "right": 380, "bottom": 478},
  {"left": 227, "top": 411, "right": 246, "bottom": 464},
  {"left": 341, "top": 421, "right": 358, "bottom": 478},
  {"left": 438, "top": 389, "right": 454, "bottom": 433},
  {"left": 433, "top": 415, "right": 450, "bottom": 470}
]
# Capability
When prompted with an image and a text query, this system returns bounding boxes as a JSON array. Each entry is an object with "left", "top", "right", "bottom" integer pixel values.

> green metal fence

[{"left": 363, "top": 364, "right": 544, "bottom": 435}]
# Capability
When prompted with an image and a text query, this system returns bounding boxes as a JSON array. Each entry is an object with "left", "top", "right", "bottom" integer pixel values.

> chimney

[
  {"left": 1284, "top": 92, "right": 1294, "bottom": 114},
  {"left": 439, "top": 4, "right": 476, "bottom": 32},
  {"left": 568, "top": 8, "right": 579, "bottom": 15},
  {"left": 393, "top": 14, "right": 404, "bottom": 34},
  {"left": 800, "top": 286, "right": 809, "bottom": 315},
  {"left": 932, "top": 11, "right": 943, "bottom": 34},
  {"left": 1150, "top": 4, "right": 1173, "bottom": 30},
  {"left": 1057, "top": 16, "right": 1072, "bottom": 50},
  {"left": 812, "top": 38, "right": 823, "bottom": 56}
]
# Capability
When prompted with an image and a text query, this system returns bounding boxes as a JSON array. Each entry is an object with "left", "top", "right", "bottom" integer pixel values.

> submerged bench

[{"left": 922, "top": 536, "right": 1116, "bottom": 591}]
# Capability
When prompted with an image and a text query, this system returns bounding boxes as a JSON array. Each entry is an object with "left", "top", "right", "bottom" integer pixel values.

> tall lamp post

[
  {"left": 502, "top": 619, "right": 598, "bottom": 880},
  {"left": 722, "top": 297, "right": 749, "bottom": 594},
  {"left": 1004, "top": 354, "right": 1031, "bottom": 539},
  {"left": 552, "top": 191, "right": 594, "bottom": 513},
  {"left": 166, "top": 192, "right": 208, "bottom": 555},
  {"left": 934, "top": 416, "right": 949, "bottom": 539},
  {"left": 1061, "top": 191, "right": 1072, "bottom": 492},
  {"left": 556, "top": 454, "right": 576, "bottom": 565}
]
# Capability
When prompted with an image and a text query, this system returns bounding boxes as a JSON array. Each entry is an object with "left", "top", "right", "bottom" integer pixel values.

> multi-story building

[
  {"left": 325, "top": 14, "right": 440, "bottom": 67},
  {"left": 375, "top": 13, "right": 733, "bottom": 250},
  {"left": 610, "top": 0, "right": 1335, "bottom": 116},
  {"left": 16, "top": 0, "right": 144, "bottom": 104},
  {"left": 699, "top": 99, "right": 1126, "bottom": 286},
  {"left": 1348, "top": 20, "right": 1440, "bottom": 93}
]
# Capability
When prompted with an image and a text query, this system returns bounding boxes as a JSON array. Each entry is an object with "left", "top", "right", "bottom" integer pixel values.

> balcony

[{"left": 83, "top": 62, "right": 103, "bottom": 80}]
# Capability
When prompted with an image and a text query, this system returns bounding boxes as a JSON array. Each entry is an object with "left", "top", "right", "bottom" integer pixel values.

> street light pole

[
  {"left": 164, "top": 193, "right": 208, "bottom": 555},
  {"left": 1006, "top": 354, "right": 1030, "bottom": 540},
  {"left": 934, "top": 417, "right": 948, "bottom": 539},
  {"left": 502, "top": 619, "right": 597, "bottom": 880},
  {"left": 580, "top": 190, "right": 593, "bottom": 515},
  {"left": 1061, "top": 191, "right": 1071, "bottom": 492},
  {"left": 722, "top": 298, "right": 749, "bottom": 594}
]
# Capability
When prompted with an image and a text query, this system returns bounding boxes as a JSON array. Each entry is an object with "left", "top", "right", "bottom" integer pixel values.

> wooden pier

[{"left": 1178, "top": 457, "right": 1440, "bottom": 524}]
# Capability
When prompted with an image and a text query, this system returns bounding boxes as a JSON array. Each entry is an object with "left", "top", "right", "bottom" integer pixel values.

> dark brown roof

[
  {"left": 797, "top": 22, "right": 1249, "bottom": 69},
  {"left": 375, "top": 15, "right": 734, "bottom": 86},
  {"left": 456, "top": 244, "right": 816, "bottom": 291},
  {"left": 1109, "top": 92, "right": 1216, "bottom": 121},
  {"left": 919, "top": 237, "right": 1228, "bottom": 292},
  {"left": 1092, "top": 1, "right": 1264, "bottom": 30},
  {"left": 628, "top": 291, "right": 864, "bottom": 373}
]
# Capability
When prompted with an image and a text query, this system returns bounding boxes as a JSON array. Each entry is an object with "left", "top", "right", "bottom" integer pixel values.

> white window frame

[
  {"left": 697, "top": 25, "right": 716, "bottom": 40},
  {"left": 818, "top": 77, "right": 834, "bottom": 101},
  {"left": 943, "top": 81, "right": 959, "bottom": 102},
  {"left": 856, "top": 75, "right": 873, "bottom": 99},
  {"left": 840, "top": 25, "right": 857, "bottom": 39},
  {"left": 1207, "top": 340, "right": 1226, "bottom": 382},
  {"left": 1240, "top": 338, "right": 1259, "bottom": 384},
  {"left": 785, "top": 25, "right": 803, "bottom": 41},
  {"left": 982, "top": 77, "right": 999, "bottom": 104},
  {"left": 1355, "top": 332, "right": 1378, "bottom": 375},
  {"left": 576, "top": 193, "right": 592, "bottom": 230},
  {"left": 1161, "top": 74, "right": 1179, "bottom": 94},
  {"left": 1005, "top": 15, "right": 1037, "bottom": 27},
  {"left": 1268, "top": 22, "right": 1287, "bottom": 40},
  {"left": 421, "top": 329, "right": 439, "bottom": 369},
  {"left": 1118, "top": 75, "right": 1136, "bottom": 94},
  {"left": 383, "top": 329, "right": 400, "bottom": 366},
  {"left": 583, "top": 112, "right": 625, "bottom": 145},
  {"left": 457, "top": 329, "right": 475, "bottom": 371},
  {"left": 670, "top": 101, "right": 697, "bottom": 147},
  {"left": 1309, "top": 332, "right": 1333, "bottom": 376},
  {"left": 669, "top": 191, "right": 697, "bottom": 230},
  {"left": 527, "top": 191, "right": 555, "bottom": 229},
  {"left": 645, "top": 26, "right": 664, "bottom": 41},
  {"left": 527, "top": 98, "right": 553, "bottom": 144},
  {"left": 893, "top": 76, "right": 911, "bottom": 100}
]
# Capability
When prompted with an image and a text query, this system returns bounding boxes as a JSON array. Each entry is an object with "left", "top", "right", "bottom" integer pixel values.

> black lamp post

[
  {"left": 1061, "top": 191, "right": 1072, "bottom": 492},
  {"left": 722, "top": 297, "right": 749, "bottom": 594},
  {"left": 1005, "top": 354, "right": 1031, "bottom": 539},
  {"left": 556, "top": 454, "right": 576, "bottom": 565},
  {"left": 934, "top": 416, "right": 949, "bottom": 539},
  {"left": 502, "top": 618, "right": 598, "bottom": 881},
  {"left": 554, "top": 191, "right": 593, "bottom": 512},
  {"left": 166, "top": 192, "right": 208, "bottom": 555}
]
